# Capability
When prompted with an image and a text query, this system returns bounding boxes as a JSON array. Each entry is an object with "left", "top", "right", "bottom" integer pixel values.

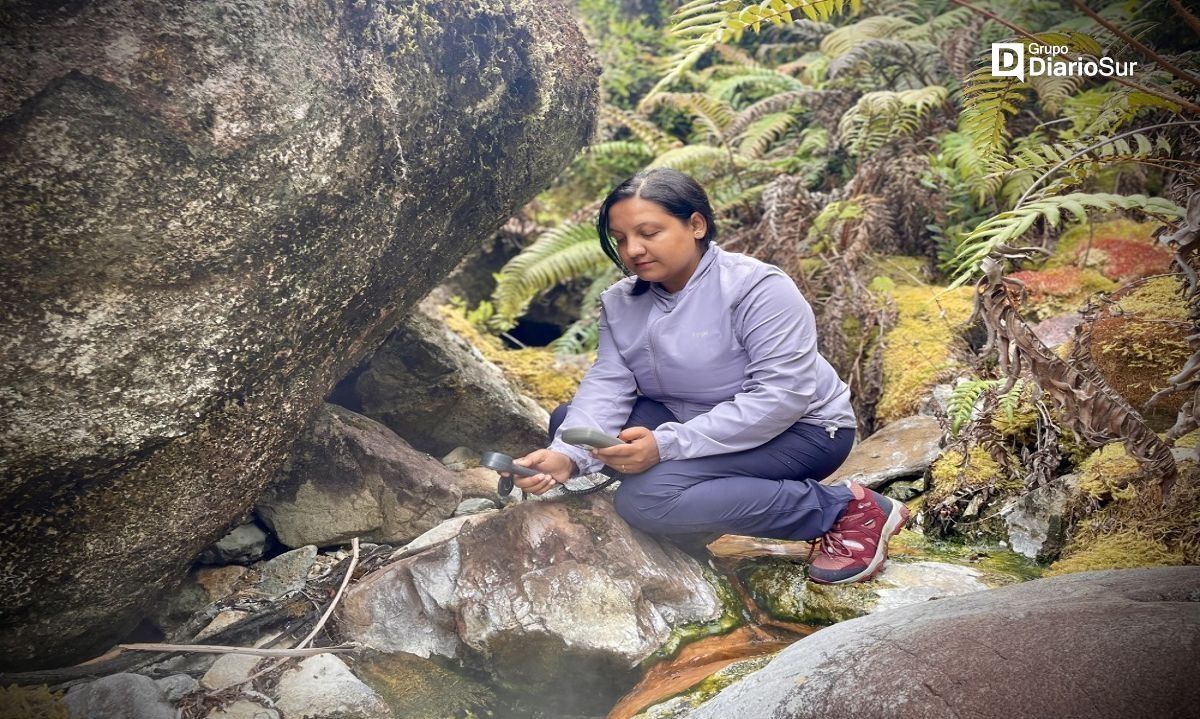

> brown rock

[{"left": 824, "top": 415, "right": 943, "bottom": 489}]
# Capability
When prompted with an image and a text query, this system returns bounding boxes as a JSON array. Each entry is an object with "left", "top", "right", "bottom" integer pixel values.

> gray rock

[
  {"left": 200, "top": 653, "right": 263, "bottom": 691},
  {"left": 441, "top": 446, "right": 482, "bottom": 470},
  {"left": 919, "top": 383, "right": 955, "bottom": 416},
  {"left": 205, "top": 699, "right": 280, "bottom": 719},
  {"left": 274, "top": 653, "right": 392, "bottom": 719},
  {"left": 824, "top": 415, "right": 943, "bottom": 489},
  {"left": 199, "top": 522, "right": 270, "bottom": 565},
  {"left": 154, "top": 674, "right": 199, "bottom": 703},
  {"left": 256, "top": 404, "right": 462, "bottom": 548},
  {"left": 680, "top": 567, "right": 1200, "bottom": 719},
  {"left": 453, "top": 497, "right": 498, "bottom": 516},
  {"left": 256, "top": 545, "right": 317, "bottom": 597},
  {"left": 341, "top": 298, "right": 551, "bottom": 459},
  {"left": 64, "top": 673, "right": 174, "bottom": 719},
  {"left": 1000, "top": 474, "right": 1078, "bottom": 562},
  {"left": 339, "top": 495, "right": 725, "bottom": 712},
  {"left": 0, "top": 0, "right": 598, "bottom": 669},
  {"left": 1031, "top": 311, "right": 1083, "bottom": 350}
]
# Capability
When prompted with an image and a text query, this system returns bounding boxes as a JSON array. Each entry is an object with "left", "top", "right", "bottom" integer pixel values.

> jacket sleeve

[
  {"left": 651, "top": 271, "right": 825, "bottom": 462},
  {"left": 547, "top": 300, "right": 638, "bottom": 475}
]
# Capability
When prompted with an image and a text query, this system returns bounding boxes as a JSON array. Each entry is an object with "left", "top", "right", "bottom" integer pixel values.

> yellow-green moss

[
  {"left": 990, "top": 385, "right": 1040, "bottom": 439},
  {"left": 1045, "top": 531, "right": 1186, "bottom": 576},
  {"left": 1174, "top": 429, "right": 1200, "bottom": 449},
  {"left": 439, "top": 305, "right": 586, "bottom": 410},
  {"left": 0, "top": 685, "right": 69, "bottom": 719},
  {"left": 1075, "top": 442, "right": 1141, "bottom": 502},
  {"left": 927, "top": 445, "right": 1019, "bottom": 506},
  {"left": 867, "top": 254, "right": 932, "bottom": 286},
  {"left": 876, "top": 285, "right": 976, "bottom": 423},
  {"left": 1111, "top": 276, "right": 1189, "bottom": 321},
  {"left": 1046, "top": 218, "right": 1163, "bottom": 268}
]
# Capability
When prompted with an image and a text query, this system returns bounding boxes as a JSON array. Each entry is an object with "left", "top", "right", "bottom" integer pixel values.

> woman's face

[{"left": 608, "top": 197, "right": 707, "bottom": 293}]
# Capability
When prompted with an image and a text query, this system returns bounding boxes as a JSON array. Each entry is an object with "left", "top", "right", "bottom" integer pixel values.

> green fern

[
  {"left": 647, "top": 143, "right": 734, "bottom": 180},
  {"left": 644, "top": 0, "right": 862, "bottom": 104},
  {"left": 958, "top": 67, "right": 1028, "bottom": 166},
  {"left": 549, "top": 265, "right": 624, "bottom": 355},
  {"left": 947, "top": 192, "right": 1186, "bottom": 287},
  {"left": 599, "top": 104, "right": 682, "bottom": 155},
  {"left": 640, "top": 92, "right": 737, "bottom": 143},
  {"left": 819, "top": 15, "right": 914, "bottom": 58},
  {"left": 838, "top": 85, "right": 947, "bottom": 157},
  {"left": 737, "top": 111, "right": 800, "bottom": 159},
  {"left": 948, "top": 378, "right": 990, "bottom": 435},
  {"left": 490, "top": 221, "right": 610, "bottom": 330}
]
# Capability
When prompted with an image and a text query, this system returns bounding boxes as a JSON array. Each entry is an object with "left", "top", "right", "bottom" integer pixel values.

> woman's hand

[
  {"left": 505, "top": 449, "right": 577, "bottom": 496},
  {"left": 592, "top": 426, "right": 661, "bottom": 474}
]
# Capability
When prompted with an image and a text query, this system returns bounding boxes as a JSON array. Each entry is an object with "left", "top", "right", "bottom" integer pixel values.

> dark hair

[{"left": 596, "top": 168, "right": 718, "bottom": 295}]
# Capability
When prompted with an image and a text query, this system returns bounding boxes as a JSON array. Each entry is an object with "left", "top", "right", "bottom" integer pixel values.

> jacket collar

[{"left": 650, "top": 243, "right": 720, "bottom": 312}]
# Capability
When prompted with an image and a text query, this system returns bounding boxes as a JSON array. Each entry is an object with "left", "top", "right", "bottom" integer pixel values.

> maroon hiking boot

[{"left": 808, "top": 479, "right": 910, "bottom": 585}]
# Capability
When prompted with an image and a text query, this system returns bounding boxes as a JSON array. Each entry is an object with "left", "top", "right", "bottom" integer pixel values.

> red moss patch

[
  {"left": 1078, "top": 237, "right": 1173, "bottom": 282},
  {"left": 1011, "top": 266, "right": 1089, "bottom": 298}
]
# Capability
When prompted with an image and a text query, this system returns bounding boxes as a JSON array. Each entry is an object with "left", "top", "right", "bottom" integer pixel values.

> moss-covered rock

[
  {"left": 632, "top": 654, "right": 776, "bottom": 719},
  {"left": 1049, "top": 444, "right": 1199, "bottom": 576},
  {"left": 1046, "top": 219, "right": 1172, "bottom": 282},
  {"left": 875, "top": 285, "right": 976, "bottom": 424},
  {"left": 1008, "top": 265, "right": 1116, "bottom": 320},
  {"left": 352, "top": 651, "right": 497, "bottom": 719}
]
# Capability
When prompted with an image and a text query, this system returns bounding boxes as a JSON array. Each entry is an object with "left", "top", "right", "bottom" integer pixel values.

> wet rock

[
  {"left": 0, "top": 0, "right": 598, "bottom": 669},
  {"left": 633, "top": 654, "right": 775, "bottom": 719},
  {"left": 199, "top": 522, "right": 270, "bottom": 565},
  {"left": 454, "top": 498, "right": 498, "bottom": 516},
  {"left": 64, "top": 673, "right": 174, "bottom": 719},
  {"left": 336, "top": 299, "right": 550, "bottom": 460},
  {"left": 441, "top": 446, "right": 482, "bottom": 470},
  {"left": 256, "top": 404, "right": 461, "bottom": 548},
  {"left": 353, "top": 651, "right": 497, "bottom": 719},
  {"left": 274, "top": 653, "right": 392, "bottom": 719},
  {"left": 256, "top": 545, "right": 317, "bottom": 597},
  {"left": 338, "top": 495, "right": 725, "bottom": 712},
  {"left": 678, "top": 567, "right": 1200, "bottom": 719},
  {"left": 824, "top": 415, "right": 943, "bottom": 489},
  {"left": 1000, "top": 474, "right": 1078, "bottom": 562}
]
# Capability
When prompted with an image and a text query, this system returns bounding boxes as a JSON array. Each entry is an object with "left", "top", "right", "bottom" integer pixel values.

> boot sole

[{"left": 810, "top": 499, "right": 910, "bottom": 585}]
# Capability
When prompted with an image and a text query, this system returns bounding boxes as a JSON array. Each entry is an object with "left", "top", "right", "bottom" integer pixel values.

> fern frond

[
  {"left": 948, "top": 192, "right": 1186, "bottom": 287},
  {"left": 948, "top": 378, "right": 990, "bottom": 435},
  {"left": 826, "top": 37, "right": 944, "bottom": 81},
  {"left": 598, "top": 104, "right": 682, "bottom": 155},
  {"left": 725, "top": 88, "right": 824, "bottom": 137},
  {"left": 896, "top": 6, "right": 976, "bottom": 44},
  {"left": 959, "top": 67, "right": 1029, "bottom": 166},
  {"left": 585, "top": 140, "right": 656, "bottom": 166},
  {"left": 736, "top": 111, "right": 800, "bottom": 159},
  {"left": 491, "top": 222, "right": 610, "bottom": 329},
  {"left": 706, "top": 67, "right": 808, "bottom": 104},
  {"left": 838, "top": 85, "right": 947, "bottom": 157},
  {"left": 647, "top": 144, "right": 734, "bottom": 180},
  {"left": 645, "top": 0, "right": 862, "bottom": 104},
  {"left": 640, "top": 92, "right": 737, "bottom": 143},
  {"left": 550, "top": 265, "right": 623, "bottom": 355},
  {"left": 820, "top": 15, "right": 914, "bottom": 57},
  {"left": 1027, "top": 70, "right": 1084, "bottom": 116}
]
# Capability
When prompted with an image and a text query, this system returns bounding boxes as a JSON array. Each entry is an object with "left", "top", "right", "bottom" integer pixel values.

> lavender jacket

[{"left": 548, "top": 243, "right": 856, "bottom": 475}]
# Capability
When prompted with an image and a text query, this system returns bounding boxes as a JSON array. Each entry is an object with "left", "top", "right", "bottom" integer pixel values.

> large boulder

[
  {"left": 337, "top": 495, "right": 728, "bottom": 713},
  {"left": 678, "top": 567, "right": 1200, "bottom": 719},
  {"left": 0, "top": 0, "right": 597, "bottom": 669},
  {"left": 334, "top": 298, "right": 550, "bottom": 458},
  {"left": 256, "top": 403, "right": 462, "bottom": 548},
  {"left": 823, "top": 415, "right": 943, "bottom": 490}
]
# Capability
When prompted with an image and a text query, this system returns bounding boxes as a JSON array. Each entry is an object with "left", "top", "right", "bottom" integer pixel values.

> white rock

[{"left": 274, "top": 653, "right": 392, "bottom": 719}]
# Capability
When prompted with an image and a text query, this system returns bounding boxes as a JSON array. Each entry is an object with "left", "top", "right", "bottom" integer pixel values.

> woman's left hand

[{"left": 592, "top": 426, "right": 661, "bottom": 474}]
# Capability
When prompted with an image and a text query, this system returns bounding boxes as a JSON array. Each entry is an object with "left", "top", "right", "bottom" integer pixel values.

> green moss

[
  {"left": 641, "top": 566, "right": 744, "bottom": 668},
  {"left": 0, "top": 685, "right": 69, "bottom": 719},
  {"left": 927, "top": 445, "right": 1019, "bottom": 506},
  {"left": 890, "top": 528, "right": 1043, "bottom": 583},
  {"left": 876, "top": 285, "right": 975, "bottom": 423},
  {"left": 1045, "top": 531, "right": 1186, "bottom": 576},
  {"left": 1076, "top": 442, "right": 1141, "bottom": 502},
  {"left": 990, "top": 385, "right": 1040, "bottom": 439},
  {"left": 439, "top": 304, "right": 585, "bottom": 410},
  {"left": 1112, "top": 276, "right": 1189, "bottom": 321},
  {"left": 740, "top": 557, "right": 876, "bottom": 625},
  {"left": 1174, "top": 429, "right": 1200, "bottom": 449},
  {"left": 868, "top": 255, "right": 932, "bottom": 286}
]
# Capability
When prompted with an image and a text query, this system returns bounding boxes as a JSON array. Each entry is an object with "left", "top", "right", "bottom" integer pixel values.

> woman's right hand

[{"left": 505, "top": 449, "right": 576, "bottom": 495}]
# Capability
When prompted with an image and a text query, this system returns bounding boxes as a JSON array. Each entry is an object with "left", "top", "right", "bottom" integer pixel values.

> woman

[{"left": 507, "top": 168, "right": 909, "bottom": 585}]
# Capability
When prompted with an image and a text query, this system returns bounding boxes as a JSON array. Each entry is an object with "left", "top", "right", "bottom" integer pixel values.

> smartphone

[{"left": 561, "top": 427, "right": 624, "bottom": 451}]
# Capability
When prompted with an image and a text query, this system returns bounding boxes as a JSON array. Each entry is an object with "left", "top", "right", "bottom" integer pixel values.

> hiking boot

[{"left": 808, "top": 479, "right": 909, "bottom": 585}]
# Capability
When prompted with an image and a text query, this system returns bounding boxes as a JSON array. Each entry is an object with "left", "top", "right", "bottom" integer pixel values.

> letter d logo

[{"left": 992, "top": 43, "right": 1025, "bottom": 81}]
